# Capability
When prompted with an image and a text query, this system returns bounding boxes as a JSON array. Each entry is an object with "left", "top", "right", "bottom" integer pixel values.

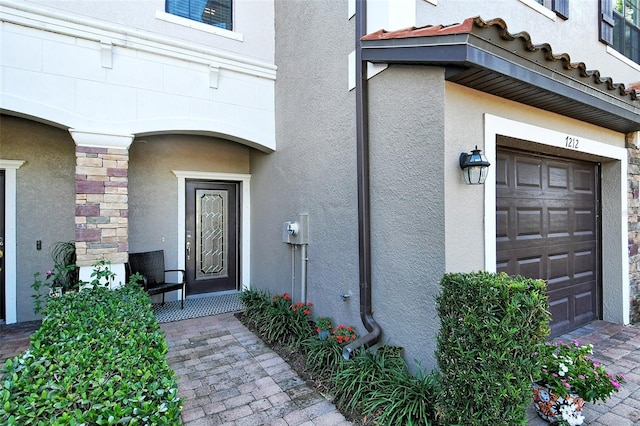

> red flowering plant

[
  {"left": 263, "top": 293, "right": 314, "bottom": 344},
  {"left": 315, "top": 316, "right": 333, "bottom": 340},
  {"left": 329, "top": 324, "right": 358, "bottom": 345},
  {"left": 536, "top": 339, "right": 626, "bottom": 404}
]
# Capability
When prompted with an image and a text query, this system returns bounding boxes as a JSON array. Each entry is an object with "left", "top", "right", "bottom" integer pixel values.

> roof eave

[{"left": 361, "top": 33, "right": 640, "bottom": 134}]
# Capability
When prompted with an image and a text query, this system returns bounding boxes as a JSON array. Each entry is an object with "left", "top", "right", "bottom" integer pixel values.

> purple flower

[
  {"left": 578, "top": 375, "right": 585, "bottom": 379},
  {"left": 611, "top": 379, "right": 620, "bottom": 389},
  {"left": 573, "top": 340, "right": 580, "bottom": 346},
  {"left": 46, "top": 270, "right": 52, "bottom": 276}
]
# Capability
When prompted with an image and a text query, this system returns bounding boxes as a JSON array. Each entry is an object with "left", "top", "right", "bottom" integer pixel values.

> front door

[
  {"left": 185, "top": 180, "right": 239, "bottom": 294},
  {"left": 1, "top": 170, "right": 5, "bottom": 321}
]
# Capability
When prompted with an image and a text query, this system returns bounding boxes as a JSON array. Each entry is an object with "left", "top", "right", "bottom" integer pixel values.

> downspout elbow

[{"left": 342, "top": 312, "right": 381, "bottom": 359}]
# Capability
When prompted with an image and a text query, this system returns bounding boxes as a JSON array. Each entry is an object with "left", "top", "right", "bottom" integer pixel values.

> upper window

[
  {"left": 534, "top": 0, "right": 570, "bottom": 19},
  {"left": 601, "top": 0, "right": 640, "bottom": 64},
  {"left": 614, "top": 0, "right": 640, "bottom": 64},
  {"left": 165, "top": 0, "right": 233, "bottom": 31}
]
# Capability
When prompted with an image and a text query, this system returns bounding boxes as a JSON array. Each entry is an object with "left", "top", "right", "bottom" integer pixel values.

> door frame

[
  {"left": 0, "top": 160, "right": 25, "bottom": 324},
  {"left": 173, "top": 171, "right": 251, "bottom": 295},
  {"left": 483, "top": 114, "right": 629, "bottom": 325}
]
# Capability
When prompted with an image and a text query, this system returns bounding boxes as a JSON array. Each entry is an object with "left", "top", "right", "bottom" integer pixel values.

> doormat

[{"left": 153, "top": 292, "right": 244, "bottom": 323}]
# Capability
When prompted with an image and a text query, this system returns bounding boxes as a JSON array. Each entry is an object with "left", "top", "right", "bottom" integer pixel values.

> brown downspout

[{"left": 343, "top": 0, "right": 381, "bottom": 359}]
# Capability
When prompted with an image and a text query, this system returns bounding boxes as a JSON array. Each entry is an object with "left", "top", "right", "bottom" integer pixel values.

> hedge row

[
  {"left": 436, "top": 271, "right": 550, "bottom": 425},
  {"left": 0, "top": 283, "right": 182, "bottom": 425}
]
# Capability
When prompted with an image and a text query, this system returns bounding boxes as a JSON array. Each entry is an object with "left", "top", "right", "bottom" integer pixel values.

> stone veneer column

[
  {"left": 70, "top": 130, "right": 134, "bottom": 287},
  {"left": 627, "top": 131, "right": 640, "bottom": 323}
]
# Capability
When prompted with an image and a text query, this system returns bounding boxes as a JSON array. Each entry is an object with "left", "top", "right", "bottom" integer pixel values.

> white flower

[{"left": 558, "top": 363, "right": 569, "bottom": 376}]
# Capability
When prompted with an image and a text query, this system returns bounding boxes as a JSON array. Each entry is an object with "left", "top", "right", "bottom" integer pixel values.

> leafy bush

[
  {"left": 333, "top": 345, "right": 411, "bottom": 411},
  {"left": 261, "top": 293, "right": 314, "bottom": 345},
  {"left": 238, "top": 287, "right": 271, "bottom": 330},
  {"left": 0, "top": 278, "right": 182, "bottom": 425},
  {"left": 362, "top": 365, "right": 439, "bottom": 426},
  {"left": 301, "top": 337, "right": 345, "bottom": 377},
  {"left": 436, "top": 271, "right": 550, "bottom": 425}
]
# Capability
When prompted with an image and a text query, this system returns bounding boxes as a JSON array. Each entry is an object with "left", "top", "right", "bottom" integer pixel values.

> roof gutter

[{"left": 343, "top": 0, "right": 381, "bottom": 360}]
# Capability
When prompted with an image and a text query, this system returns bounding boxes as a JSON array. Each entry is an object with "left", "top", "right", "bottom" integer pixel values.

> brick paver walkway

[
  {"left": 0, "top": 320, "right": 40, "bottom": 363},
  {"left": 160, "top": 312, "right": 351, "bottom": 426},
  {"left": 3, "top": 316, "right": 640, "bottom": 424}
]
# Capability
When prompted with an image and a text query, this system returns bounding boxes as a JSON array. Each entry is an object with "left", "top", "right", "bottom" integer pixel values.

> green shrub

[
  {"left": 261, "top": 293, "right": 314, "bottom": 345},
  {"left": 362, "top": 365, "right": 439, "bottom": 426},
  {"left": 0, "top": 278, "right": 182, "bottom": 425},
  {"left": 436, "top": 271, "right": 550, "bottom": 425},
  {"left": 238, "top": 287, "right": 271, "bottom": 330},
  {"left": 332, "top": 345, "right": 409, "bottom": 413},
  {"left": 301, "top": 337, "right": 345, "bottom": 377}
]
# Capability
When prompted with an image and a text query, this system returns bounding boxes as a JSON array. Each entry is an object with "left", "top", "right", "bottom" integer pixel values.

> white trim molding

[
  {"left": 484, "top": 114, "right": 629, "bottom": 325},
  {"left": 155, "top": 11, "right": 244, "bottom": 42},
  {"left": 172, "top": 171, "right": 251, "bottom": 292},
  {"left": 70, "top": 130, "right": 135, "bottom": 149},
  {"left": 1, "top": 159, "right": 26, "bottom": 324}
]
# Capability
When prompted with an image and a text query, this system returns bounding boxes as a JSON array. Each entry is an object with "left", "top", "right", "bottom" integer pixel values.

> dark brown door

[
  {"left": 0, "top": 170, "right": 5, "bottom": 321},
  {"left": 185, "top": 180, "right": 239, "bottom": 294},
  {"left": 496, "top": 148, "right": 600, "bottom": 337}
]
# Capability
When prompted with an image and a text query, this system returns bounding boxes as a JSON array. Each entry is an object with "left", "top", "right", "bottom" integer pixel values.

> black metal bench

[{"left": 127, "top": 250, "right": 185, "bottom": 309}]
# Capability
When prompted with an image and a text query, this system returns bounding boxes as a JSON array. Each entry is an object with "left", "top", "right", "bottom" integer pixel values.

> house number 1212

[{"left": 565, "top": 136, "right": 579, "bottom": 149}]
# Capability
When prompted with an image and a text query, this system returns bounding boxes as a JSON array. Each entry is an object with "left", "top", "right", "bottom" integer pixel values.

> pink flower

[
  {"left": 46, "top": 270, "right": 52, "bottom": 275},
  {"left": 564, "top": 383, "right": 571, "bottom": 389},
  {"left": 593, "top": 361, "right": 601, "bottom": 367},
  {"left": 611, "top": 379, "right": 620, "bottom": 389},
  {"left": 573, "top": 340, "right": 580, "bottom": 346},
  {"left": 578, "top": 375, "right": 585, "bottom": 379},
  {"left": 552, "top": 373, "right": 558, "bottom": 377}
]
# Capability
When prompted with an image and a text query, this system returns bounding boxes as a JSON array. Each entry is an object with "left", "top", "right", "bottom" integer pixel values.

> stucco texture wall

[
  {"left": 253, "top": 0, "right": 447, "bottom": 370},
  {"left": 367, "top": 65, "right": 447, "bottom": 371},
  {"left": 1, "top": 115, "right": 76, "bottom": 322},
  {"left": 251, "top": 0, "right": 362, "bottom": 340},
  {"left": 128, "top": 134, "right": 250, "bottom": 271}
]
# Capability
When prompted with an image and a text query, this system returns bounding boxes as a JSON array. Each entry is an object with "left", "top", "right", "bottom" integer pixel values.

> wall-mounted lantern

[{"left": 459, "top": 146, "right": 490, "bottom": 185}]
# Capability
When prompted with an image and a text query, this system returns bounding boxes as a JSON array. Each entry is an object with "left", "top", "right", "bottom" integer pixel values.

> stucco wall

[
  {"left": 251, "top": 0, "right": 362, "bottom": 344},
  {"left": 367, "top": 65, "right": 447, "bottom": 370},
  {"left": 128, "top": 134, "right": 250, "bottom": 272},
  {"left": 1, "top": 115, "right": 76, "bottom": 322},
  {"left": 253, "top": 0, "right": 447, "bottom": 370}
]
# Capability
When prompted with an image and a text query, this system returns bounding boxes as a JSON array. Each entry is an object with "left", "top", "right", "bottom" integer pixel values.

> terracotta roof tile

[{"left": 362, "top": 16, "right": 639, "bottom": 102}]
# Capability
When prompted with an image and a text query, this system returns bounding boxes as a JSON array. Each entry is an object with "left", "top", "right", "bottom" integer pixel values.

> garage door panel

[
  {"left": 497, "top": 147, "right": 600, "bottom": 337},
  {"left": 575, "top": 286, "right": 597, "bottom": 322},
  {"left": 515, "top": 157, "right": 543, "bottom": 188},
  {"left": 574, "top": 166, "right": 596, "bottom": 193},
  {"left": 548, "top": 296, "right": 571, "bottom": 331},
  {"left": 496, "top": 155, "right": 509, "bottom": 187},
  {"left": 548, "top": 164, "right": 570, "bottom": 190},
  {"left": 516, "top": 208, "right": 543, "bottom": 239}
]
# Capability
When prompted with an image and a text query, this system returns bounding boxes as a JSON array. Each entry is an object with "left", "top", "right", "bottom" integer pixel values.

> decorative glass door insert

[{"left": 196, "top": 189, "right": 228, "bottom": 280}]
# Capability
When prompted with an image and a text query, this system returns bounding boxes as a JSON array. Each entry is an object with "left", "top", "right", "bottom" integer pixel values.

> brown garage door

[{"left": 496, "top": 148, "right": 600, "bottom": 337}]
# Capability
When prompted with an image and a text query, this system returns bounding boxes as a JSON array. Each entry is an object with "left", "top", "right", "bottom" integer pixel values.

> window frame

[
  {"left": 165, "top": 0, "right": 234, "bottom": 32},
  {"left": 600, "top": 0, "right": 640, "bottom": 65}
]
